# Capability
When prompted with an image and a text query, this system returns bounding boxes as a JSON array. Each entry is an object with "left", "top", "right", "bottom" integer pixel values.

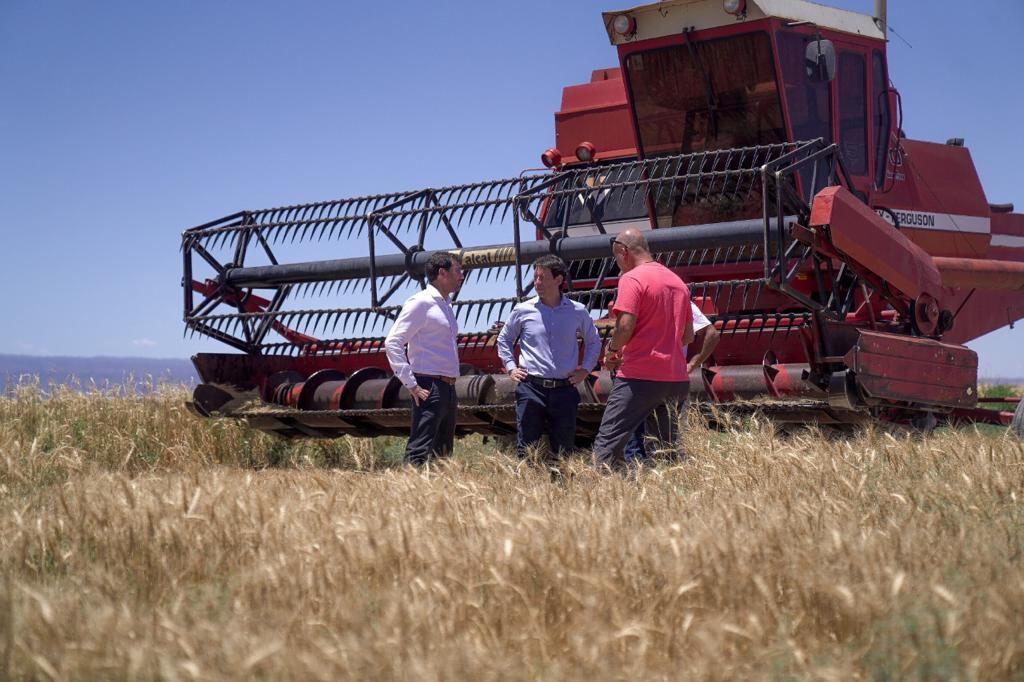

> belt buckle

[{"left": 542, "top": 378, "right": 556, "bottom": 388}]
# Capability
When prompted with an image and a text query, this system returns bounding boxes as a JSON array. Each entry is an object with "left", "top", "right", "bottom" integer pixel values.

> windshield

[
  {"left": 624, "top": 32, "right": 785, "bottom": 158},
  {"left": 624, "top": 32, "right": 786, "bottom": 226},
  {"left": 542, "top": 163, "right": 649, "bottom": 234}
]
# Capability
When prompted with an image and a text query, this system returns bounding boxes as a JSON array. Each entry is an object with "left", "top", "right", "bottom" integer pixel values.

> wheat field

[{"left": 1, "top": 383, "right": 1022, "bottom": 680}]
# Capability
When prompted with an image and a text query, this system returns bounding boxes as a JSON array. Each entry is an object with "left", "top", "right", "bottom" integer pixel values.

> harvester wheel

[
  {"left": 909, "top": 410, "right": 938, "bottom": 435},
  {"left": 911, "top": 294, "right": 941, "bottom": 337},
  {"left": 1011, "top": 398, "right": 1024, "bottom": 439}
]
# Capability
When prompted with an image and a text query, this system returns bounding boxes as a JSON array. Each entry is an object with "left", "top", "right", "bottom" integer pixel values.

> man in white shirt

[
  {"left": 623, "top": 302, "right": 719, "bottom": 462},
  {"left": 384, "top": 252, "right": 465, "bottom": 465}
]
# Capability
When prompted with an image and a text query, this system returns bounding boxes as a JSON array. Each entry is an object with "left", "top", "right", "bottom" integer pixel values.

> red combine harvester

[{"left": 182, "top": 0, "right": 1024, "bottom": 439}]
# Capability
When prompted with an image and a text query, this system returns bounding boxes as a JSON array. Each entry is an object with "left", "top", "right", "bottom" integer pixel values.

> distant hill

[
  {"left": 0, "top": 354, "right": 197, "bottom": 394},
  {"left": 1, "top": 354, "right": 1019, "bottom": 397}
]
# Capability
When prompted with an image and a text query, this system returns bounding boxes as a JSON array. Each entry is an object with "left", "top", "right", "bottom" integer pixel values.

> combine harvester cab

[{"left": 182, "top": 0, "right": 1024, "bottom": 438}]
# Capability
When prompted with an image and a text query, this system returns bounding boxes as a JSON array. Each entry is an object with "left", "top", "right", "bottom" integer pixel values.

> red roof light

[
  {"left": 575, "top": 142, "right": 596, "bottom": 163},
  {"left": 541, "top": 148, "right": 563, "bottom": 169}
]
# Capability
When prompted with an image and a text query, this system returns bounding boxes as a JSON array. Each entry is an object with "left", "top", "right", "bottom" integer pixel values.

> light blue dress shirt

[{"left": 497, "top": 295, "right": 601, "bottom": 379}]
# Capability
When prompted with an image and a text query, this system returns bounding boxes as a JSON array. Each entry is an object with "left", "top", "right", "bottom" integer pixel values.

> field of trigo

[{"left": 1, "top": 383, "right": 1022, "bottom": 680}]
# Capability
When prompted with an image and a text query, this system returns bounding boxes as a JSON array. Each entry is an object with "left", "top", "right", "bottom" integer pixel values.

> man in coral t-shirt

[{"left": 593, "top": 229, "right": 694, "bottom": 467}]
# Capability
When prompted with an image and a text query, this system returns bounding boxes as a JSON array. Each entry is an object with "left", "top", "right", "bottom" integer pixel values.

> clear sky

[{"left": 2, "top": 0, "right": 1022, "bottom": 376}]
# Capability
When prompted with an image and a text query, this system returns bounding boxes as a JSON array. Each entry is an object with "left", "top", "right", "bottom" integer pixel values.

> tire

[
  {"left": 1011, "top": 399, "right": 1024, "bottom": 439},
  {"left": 909, "top": 410, "right": 938, "bottom": 435}
]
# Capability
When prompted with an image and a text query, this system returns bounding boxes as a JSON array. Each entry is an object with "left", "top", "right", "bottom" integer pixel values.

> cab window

[{"left": 838, "top": 51, "right": 868, "bottom": 175}]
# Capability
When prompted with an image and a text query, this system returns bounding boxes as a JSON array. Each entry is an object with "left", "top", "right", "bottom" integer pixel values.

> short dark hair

[
  {"left": 425, "top": 252, "right": 461, "bottom": 282},
  {"left": 533, "top": 255, "right": 569, "bottom": 292}
]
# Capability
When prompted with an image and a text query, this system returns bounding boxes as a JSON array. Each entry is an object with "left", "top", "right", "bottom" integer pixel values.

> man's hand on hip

[
  {"left": 508, "top": 367, "right": 528, "bottom": 383},
  {"left": 409, "top": 384, "right": 431, "bottom": 405}
]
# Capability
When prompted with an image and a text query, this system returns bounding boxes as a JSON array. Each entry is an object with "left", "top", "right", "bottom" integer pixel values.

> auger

[{"left": 183, "top": 0, "right": 1024, "bottom": 439}]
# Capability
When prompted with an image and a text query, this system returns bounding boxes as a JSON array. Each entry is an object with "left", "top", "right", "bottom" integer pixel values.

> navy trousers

[
  {"left": 404, "top": 375, "right": 457, "bottom": 465},
  {"left": 514, "top": 381, "right": 580, "bottom": 458}
]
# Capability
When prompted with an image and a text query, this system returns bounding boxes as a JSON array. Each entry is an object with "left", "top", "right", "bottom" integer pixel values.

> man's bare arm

[
  {"left": 686, "top": 324, "right": 720, "bottom": 373},
  {"left": 608, "top": 312, "right": 636, "bottom": 352},
  {"left": 603, "top": 312, "right": 636, "bottom": 370}
]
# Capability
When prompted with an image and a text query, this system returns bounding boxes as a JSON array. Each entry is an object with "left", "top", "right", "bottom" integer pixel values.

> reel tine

[
  {"left": 498, "top": 180, "right": 520, "bottom": 223},
  {"left": 650, "top": 156, "right": 673, "bottom": 211},
  {"left": 275, "top": 207, "right": 294, "bottom": 245},
  {"left": 465, "top": 186, "right": 487, "bottom": 227},
  {"left": 313, "top": 204, "right": 330, "bottom": 242},
  {"left": 482, "top": 180, "right": 503, "bottom": 223},
  {"left": 294, "top": 205, "right": 313, "bottom": 243},
  {"left": 473, "top": 301, "right": 486, "bottom": 327}
]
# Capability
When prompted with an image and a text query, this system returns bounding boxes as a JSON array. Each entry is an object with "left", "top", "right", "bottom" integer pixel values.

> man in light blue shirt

[{"left": 497, "top": 255, "right": 601, "bottom": 458}]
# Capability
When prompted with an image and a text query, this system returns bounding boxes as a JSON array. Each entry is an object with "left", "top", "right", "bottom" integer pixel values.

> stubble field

[{"left": 1, "top": 384, "right": 1022, "bottom": 680}]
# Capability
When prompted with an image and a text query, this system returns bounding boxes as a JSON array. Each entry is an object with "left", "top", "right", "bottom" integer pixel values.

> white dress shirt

[
  {"left": 384, "top": 284, "right": 460, "bottom": 389},
  {"left": 686, "top": 303, "right": 712, "bottom": 360}
]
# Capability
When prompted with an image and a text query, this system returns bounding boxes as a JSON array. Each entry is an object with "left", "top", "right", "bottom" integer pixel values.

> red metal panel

[
  {"left": 879, "top": 140, "right": 991, "bottom": 217},
  {"left": 992, "top": 212, "right": 1024, "bottom": 237},
  {"left": 872, "top": 139, "right": 991, "bottom": 258},
  {"left": 810, "top": 185, "right": 942, "bottom": 302},
  {"left": 555, "top": 72, "right": 636, "bottom": 162},
  {"left": 933, "top": 257, "right": 1024, "bottom": 291},
  {"left": 843, "top": 330, "right": 977, "bottom": 408},
  {"left": 938, "top": 289, "right": 1024, "bottom": 345},
  {"left": 989, "top": 212, "right": 1024, "bottom": 262}
]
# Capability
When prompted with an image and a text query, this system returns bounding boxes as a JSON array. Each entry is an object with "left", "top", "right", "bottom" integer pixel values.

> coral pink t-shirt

[{"left": 612, "top": 261, "right": 692, "bottom": 381}]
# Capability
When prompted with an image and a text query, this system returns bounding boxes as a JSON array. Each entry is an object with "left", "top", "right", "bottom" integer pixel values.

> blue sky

[{"left": 2, "top": 0, "right": 1022, "bottom": 376}]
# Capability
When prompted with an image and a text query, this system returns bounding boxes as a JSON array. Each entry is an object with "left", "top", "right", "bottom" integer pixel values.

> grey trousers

[{"left": 592, "top": 378, "right": 690, "bottom": 467}]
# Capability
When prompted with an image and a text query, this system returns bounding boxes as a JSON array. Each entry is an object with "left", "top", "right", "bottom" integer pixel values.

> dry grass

[{"left": 1, "top": 383, "right": 1023, "bottom": 680}]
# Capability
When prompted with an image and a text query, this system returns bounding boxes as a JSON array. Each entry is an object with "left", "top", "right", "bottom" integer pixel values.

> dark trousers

[
  {"left": 405, "top": 375, "right": 457, "bottom": 465},
  {"left": 623, "top": 397, "right": 689, "bottom": 463},
  {"left": 515, "top": 381, "right": 580, "bottom": 458},
  {"left": 593, "top": 378, "right": 689, "bottom": 467}
]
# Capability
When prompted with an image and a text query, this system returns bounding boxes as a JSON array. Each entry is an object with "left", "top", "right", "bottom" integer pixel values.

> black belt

[
  {"left": 525, "top": 375, "right": 572, "bottom": 388},
  {"left": 414, "top": 373, "right": 457, "bottom": 386}
]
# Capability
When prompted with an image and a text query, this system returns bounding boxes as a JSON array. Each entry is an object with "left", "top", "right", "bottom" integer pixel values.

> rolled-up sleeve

[
  {"left": 384, "top": 298, "right": 427, "bottom": 389},
  {"left": 496, "top": 307, "right": 522, "bottom": 372},
  {"left": 579, "top": 312, "right": 601, "bottom": 370}
]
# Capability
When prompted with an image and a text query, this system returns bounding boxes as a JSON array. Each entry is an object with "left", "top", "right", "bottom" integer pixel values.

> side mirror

[{"left": 805, "top": 38, "right": 836, "bottom": 83}]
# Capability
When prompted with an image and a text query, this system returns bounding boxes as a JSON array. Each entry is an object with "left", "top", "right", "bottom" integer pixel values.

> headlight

[
  {"left": 723, "top": 0, "right": 746, "bottom": 15},
  {"left": 612, "top": 14, "right": 637, "bottom": 37}
]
